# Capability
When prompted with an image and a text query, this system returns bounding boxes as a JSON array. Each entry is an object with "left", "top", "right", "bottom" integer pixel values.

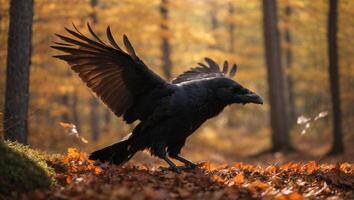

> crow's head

[{"left": 213, "top": 77, "right": 263, "bottom": 105}]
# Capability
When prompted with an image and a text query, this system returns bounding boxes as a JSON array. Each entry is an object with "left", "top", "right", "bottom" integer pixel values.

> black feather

[{"left": 123, "top": 34, "right": 137, "bottom": 60}]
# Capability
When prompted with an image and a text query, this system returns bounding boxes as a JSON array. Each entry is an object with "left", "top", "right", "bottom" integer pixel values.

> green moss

[{"left": 0, "top": 140, "right": 58, "bottom": 196}]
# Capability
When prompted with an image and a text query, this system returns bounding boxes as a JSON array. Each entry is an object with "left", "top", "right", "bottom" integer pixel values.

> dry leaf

[{"left": 233, "top": 173, "right": 245, "bottom": 185}]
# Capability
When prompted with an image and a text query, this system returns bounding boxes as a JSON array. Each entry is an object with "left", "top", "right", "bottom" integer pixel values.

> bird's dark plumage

[{"left": 52, "top": 23, "right": 263, "bottom": 172}]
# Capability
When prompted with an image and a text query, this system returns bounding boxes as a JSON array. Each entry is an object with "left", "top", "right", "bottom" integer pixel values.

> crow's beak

[{"left": 241, "top": 92, "right": 263, "bottom": 105}]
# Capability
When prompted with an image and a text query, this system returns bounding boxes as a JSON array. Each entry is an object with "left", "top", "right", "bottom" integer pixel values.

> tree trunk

[
  {"left": 103, "top": 109, "right": 111, "bottom": 133},
  {"left": 90, "top": 98, "right": 100, "bottom": 141},
  {"left": 283, "top": 1, "right": 296, "bottom": 127},
  {"left": 327, "top": 0, "right": 343, "bottom": 155},
  {"left": 61, "top": 94, "right": 70, "bottom": 122},
  {"left": 209, "top": 2, "right": 219, "bottom": 50},
  {"left": 262, "top": 0, "right": 291, "bottom": 152},
  {"left": 4, "top": 0, "right": 33, "bottom": 144},
  {"left": 226, "top": 2, "right": 237, "bottom": 128},
  {"left": 90, "top": 0, "right": 100, "bottom": 141},
  {"left": 71, "top": 92, "right": 81, "bottom": 133},
  {"left": 228, "top": 2, "right": 235, "bottom": 53},
  {"left": 160, "top": 0, "right": 172, "bottom": 80}
]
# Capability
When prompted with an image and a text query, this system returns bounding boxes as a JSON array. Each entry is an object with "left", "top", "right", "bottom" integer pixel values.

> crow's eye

[
  {"left": 230, "top": 86, "right": 242, "bottom": 93},
  {"left": 240, "top": 89, "right": 249, "bottom": 95}
]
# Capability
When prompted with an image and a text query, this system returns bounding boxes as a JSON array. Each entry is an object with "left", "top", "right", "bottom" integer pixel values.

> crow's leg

[
  {"left": 167, "top": 139, "right": 196, "bottom": 169},
  {"left": 161, "top": 156, "right": 182, "bottom": 173},
  {"left": 170, "top": 154, "right": 197, "bottom": 169},
  {"left": 154, "top": 145, "right": 182, "bottom": 173}
]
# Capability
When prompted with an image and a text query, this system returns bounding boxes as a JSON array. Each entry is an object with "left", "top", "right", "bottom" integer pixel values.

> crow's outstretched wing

[
  {"left": 52, "top": 23, "right": 170, "bottom": 123},
  {"left": 171, "top": 58, "right": 237, "bottom": 84}
]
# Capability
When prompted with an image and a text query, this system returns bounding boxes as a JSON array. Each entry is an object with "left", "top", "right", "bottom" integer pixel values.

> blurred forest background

[{"left": 0, "top": 0, "right": 353, "bottom": 164}]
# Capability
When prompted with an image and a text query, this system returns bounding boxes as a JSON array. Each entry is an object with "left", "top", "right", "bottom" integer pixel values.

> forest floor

[{"left": 8, "top": 147, "right": 353, "bottom": 200}]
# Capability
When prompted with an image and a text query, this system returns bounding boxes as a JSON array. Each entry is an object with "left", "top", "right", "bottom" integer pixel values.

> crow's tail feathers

[{"left": 89, "top": 139, "right": 136, "bottom": 165}]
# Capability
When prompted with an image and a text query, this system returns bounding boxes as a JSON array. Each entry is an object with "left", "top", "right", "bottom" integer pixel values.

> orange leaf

[
  {"left": 306, "top": 161, "right": 318, "bottom": 174},
  {"left": 340, "top": 162, "right": 353, "bottom": 173},
  {"left": 288, "top": 192, "right": 304, "bottom": 200},
  {"left": 59, "top": 122, "right": 75, "bottom": 129},
  {"left": 265, "top": 165, "right": 277, "bottom": 174},
  {"left": 248, "top": 180, "right": 269, "bottom": 191},
  {"left": 67, "top": 147, "right": 80, "bottom": 158},
  {"left": 275, "top": 192, "right": 304, "bottom": 200},
  {"left": 233, "top": 162, "right": 242, "bottom": 169},
  {"left": 66, "top": 175, "right": 73, "bottom": 184},
  {"left": 233, "top": 173, "right": 245, "bottom": 185},
  {"left": 211, "top": 175, "right": 224, "bottom": 183},
  {"left": 94, "top": 167, "right": 102, "bottom": 174},
  {"left": 275, "top": 195, "right": 287, "bottom": 200},
  {"left": 201, "top": 162, "right": 218, "bottom": 171},
  {"left": 280, "top": 162, "right": 294, "bottom": 171}
]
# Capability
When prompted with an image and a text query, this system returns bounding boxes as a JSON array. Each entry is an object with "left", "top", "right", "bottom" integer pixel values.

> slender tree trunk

[
  {"left": 61, "top": 94, "right": 70, "bottom": 122},
  {"left": 283, "top": 1, "right": 296, "bottom": 127},
  {"left": 226, "top": 2, "right": 237, "bottom": 127},
  {"left": 90, "top": 0, "right": 100, "bottom": 141},
  {"left": 4, "top": 0, "right": 33, "bottom": 144},
  {"left": 71, "top": 92, "right": 81, "bottom": 133},
  {"left": 228, "top": 2, "right": 235, "bottom": 53},
  {"left": 209, "top": 2, "right": 219, "bottom": 50},
  {"left": 262, "top": 0, "right": 291, "bottom": 152},
  {"left": 103, "top": 110, "right": 111, "bottom": 133},
  {"left": 160, "top": 0, "right": 172, "bottom": 80},
  {"left": 327, "top": 0, "right": 343, "bottom": 155},
  {"left": 90, "top": 98, "right": 100, "bottom": 141}
]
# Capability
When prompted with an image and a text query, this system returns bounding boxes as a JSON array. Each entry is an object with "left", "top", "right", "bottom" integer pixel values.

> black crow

[{"left": 52, "top": 23, "right": 263, "bottom": 172}]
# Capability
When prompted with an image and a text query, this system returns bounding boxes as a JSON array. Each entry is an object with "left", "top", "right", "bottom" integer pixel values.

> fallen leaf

[{"left": 233, "top": 173, "right": 245, "bottom": 185}]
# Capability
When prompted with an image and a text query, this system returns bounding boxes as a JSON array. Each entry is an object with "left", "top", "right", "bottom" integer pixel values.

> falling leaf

[
  {"left": 305, "top": 123, "right": 310, "bottom": 129},
  {"left": 59, "top": 121, "right": 88, "bottom": 144},
  {"left": 298, "top": 111, "right": 329, "bottom": 135},
  {"left": 80, "top": 137, "right": 89, "bottom": 144},
  {"left": 314, "top": 111, "right": 328, "bottom": 121},
  {"left": 297, "top": 116, "right": 310, "bottom": 124}
]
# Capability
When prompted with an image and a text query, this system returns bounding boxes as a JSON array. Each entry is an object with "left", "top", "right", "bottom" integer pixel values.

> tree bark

[
  {"left": 262, "top": 0, "right": 291, "bottom": 152},
  {"left": 209, "top": 2, "right": 219, "bottom": 50},
  {"left": 71, "top": 92, "right": 81, "bottom": 133},
  {"left": 90, "top": 97, "right": 100, "bottom": 141},
  {"left": 160, "top": 0, "right": 172, "bottom": 80},
  {"left": 103, "top": 109, "right": 111, "bottom": 133},
  {"left": 327, "top": 0, "right": 343, "bottom": 155},
  {"left": 90, "top": 0, "right": 100, "bottom": 141},
  {"left": 228, "top": 2, "right": 235, "bottom": 53},
  {"left": 4, "top": 0, "right": 33, "bottom": 144},
  {"left": 226, "top": 2, "right": 237, "bottom": 128},
  {"left": 283, "top": 1, "right": 296, "bottom": 127},
  {"left": 61, "top": 94, "right": 70, "bottom": 122}
]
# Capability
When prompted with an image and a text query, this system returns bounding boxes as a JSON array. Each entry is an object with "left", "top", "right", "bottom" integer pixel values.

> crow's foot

[{"left": 159, "top": 165, "right": 196, "bottom": 173}]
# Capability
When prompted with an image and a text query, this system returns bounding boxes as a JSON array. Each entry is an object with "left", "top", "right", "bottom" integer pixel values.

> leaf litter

[{"left": 20, "top": 148, "right": 354, "bottom": 200}]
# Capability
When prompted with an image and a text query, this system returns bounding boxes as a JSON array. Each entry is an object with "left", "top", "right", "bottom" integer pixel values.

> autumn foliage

[{"left": 17, "top": 148, "right": 353, "bottom": 199}]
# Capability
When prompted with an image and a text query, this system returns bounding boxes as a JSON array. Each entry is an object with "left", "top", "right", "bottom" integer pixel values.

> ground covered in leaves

[{"left": 11, "top": 148, "right": 352, "bottom": 200}]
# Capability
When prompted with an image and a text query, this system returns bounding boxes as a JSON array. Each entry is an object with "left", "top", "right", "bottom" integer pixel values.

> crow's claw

[
  {"left": 187, "top": 163, "right": 197, "bottom": 169},
  {"left": 159, "top": 165, "right": 196, "bottom": 173},
  {"left": 159, "top": 166, "right": 182, "bottom": 173}
]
